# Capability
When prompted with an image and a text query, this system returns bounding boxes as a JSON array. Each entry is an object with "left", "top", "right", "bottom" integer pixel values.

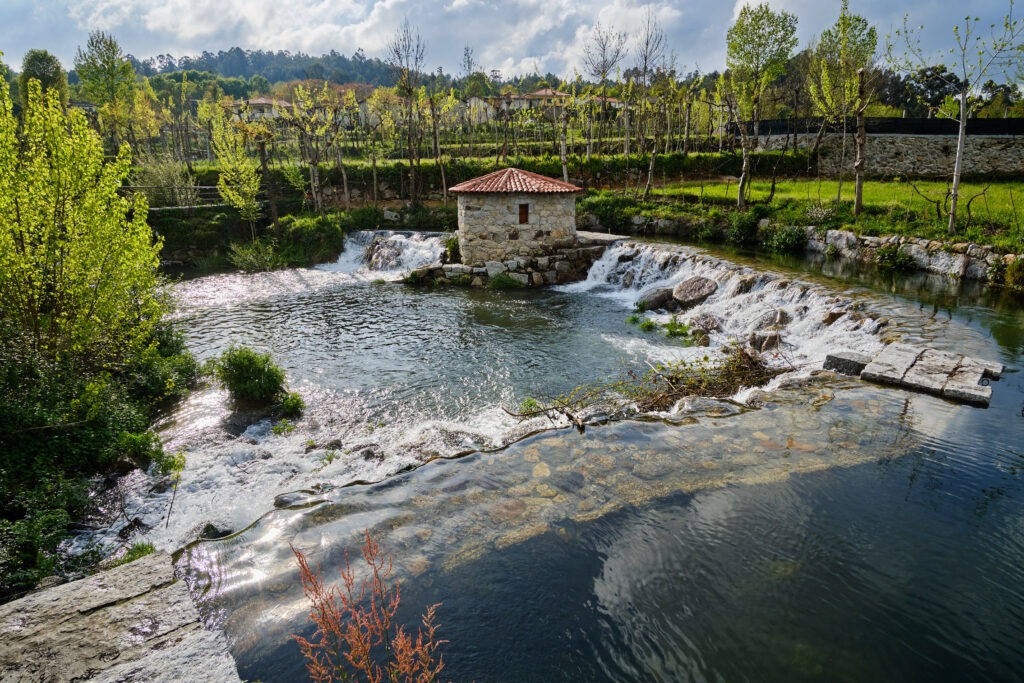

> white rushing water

[{"left": 70, "top": 237, "right": 889, "bottom": 560}]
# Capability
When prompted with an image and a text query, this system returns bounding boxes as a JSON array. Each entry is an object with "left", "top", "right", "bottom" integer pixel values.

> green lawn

[{"left": 652, "top": 178, "right": 1024, "bottom": 251}]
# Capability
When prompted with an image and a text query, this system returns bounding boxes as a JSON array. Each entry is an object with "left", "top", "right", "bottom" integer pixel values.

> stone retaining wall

[
  {"left": 803, "top": 227, "right": 1020, "bottom": 281},
  {"left": 407, "top": 231, "right": 621, "bottom": 287},
  {"left": 757, "top": 132, "right": 1024, "bottom": 178}
]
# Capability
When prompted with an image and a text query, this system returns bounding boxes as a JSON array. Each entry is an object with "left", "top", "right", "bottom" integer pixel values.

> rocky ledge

[{"left": 0, "top": 552, "right": 241, "bottom": 683}]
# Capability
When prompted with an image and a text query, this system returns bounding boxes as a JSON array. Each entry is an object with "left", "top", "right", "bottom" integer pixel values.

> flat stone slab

[
  {"left": 824, "top": 351, "right": 872, "bottom": 376},
  {"left": 861, "top": 343, "right": 921, "bottom": 385},
  {"left": 0, "top": 552, "right": 241, "bottom": 683},
  {"left": 576, "top": 230, "right": 628, "bottom": 246},
  {"left": 832, "top": 343, "right": 1002, "bottom": 407},
  {"left": 903, "top": 348, "right": 962, "bottom": 394}
]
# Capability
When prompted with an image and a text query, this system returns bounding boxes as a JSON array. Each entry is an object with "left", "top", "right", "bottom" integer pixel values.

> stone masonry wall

[
  {"left": 758, "top": 133, "right": 1024, "bottom": 178},
  {"left": 457, "top": 193, "right": 577, "bottom": 266}
]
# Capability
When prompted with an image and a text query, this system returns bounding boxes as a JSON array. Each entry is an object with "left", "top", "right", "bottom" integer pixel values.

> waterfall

[
  {"left": 561, "top": 242, "right": 884, "bottom": 376},
  {"left": 318, "top": 230, "right": 445, "bottom": 277}
]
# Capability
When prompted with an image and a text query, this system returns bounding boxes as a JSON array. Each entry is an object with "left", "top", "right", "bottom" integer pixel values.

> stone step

[{"left": 825, "top": 345, "right": 1004, "bottom": 407}]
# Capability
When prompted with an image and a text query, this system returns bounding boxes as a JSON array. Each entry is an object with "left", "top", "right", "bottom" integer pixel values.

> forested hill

[{"left": 127, "top": 47, "right": 405, "bottom": 87}]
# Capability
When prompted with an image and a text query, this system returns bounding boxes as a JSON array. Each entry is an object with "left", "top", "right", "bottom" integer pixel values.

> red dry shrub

[{"left": 292, "top": 530, "right": 446, "bottom": 683}]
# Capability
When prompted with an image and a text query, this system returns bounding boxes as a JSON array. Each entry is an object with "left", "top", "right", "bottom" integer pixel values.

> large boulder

[
  {"left": 671, "top": 276, "right": 718, "bottom": 310},
  {"left": 636, "top": 287, "right": 677, "bottom": 311}
]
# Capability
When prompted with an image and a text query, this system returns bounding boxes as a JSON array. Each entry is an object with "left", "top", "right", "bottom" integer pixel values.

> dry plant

[{"left": 292, "top": 530, "right": 446, "bottom": 683}]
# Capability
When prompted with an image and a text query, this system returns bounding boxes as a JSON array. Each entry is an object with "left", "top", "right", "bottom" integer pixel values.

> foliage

[
  {"left": 73, "top": 31, "right": 139, "bottom": 147},
  {"left": 443, "top": 233, "right": 461, "bottom": 263},
  {"left": 109, "top": 541, "right": 156, "bottom": 568},
  {"left": 132, "top": 153, "right": 200, "bottom": 208},
  {"left": 213, "top": 345, "right": 287, "bottom": 403},
  {"left": 279, "top": 391, "right": 306, "bottom": 418},
  {"left": 18, "top": 50, "right": 68, "bottom": 109},
  {"left": 1002, "top": 258, "right": 1024, "bottom": 290},
  {"left": 638, "top": 318, "right": 659, "bottom": 332},
  {"left": 0, "top": 79, "right": 163, "bottom": 360},
  {"left": 228, "top": 238, "right": 284, "bottom": 272},
  {"left": 761, "top": 224, "right": 809, "bottom": 254},
  {"left": 809, "top": 0, "right": 877, "bottom": 123},
  {"left": 292, "top": 530, "right": 446, "bottom": 683},
  {"left": 662, "top": 316, "right": 691, "bottom": 338},
  {"left": 874, "top": 244, "right": 917, "bottom": 272},
  {"left": 486, "top": 273, "right": 523, "bottom": 289},
  {"left": 278, "top": 213, "right": 346, "bottom": 265},
  {"left": 200, "top": 101, "right": 262, "bottom": 231},
  {"left": 272, "top": 419, "right": 296, "bottom": 435}
]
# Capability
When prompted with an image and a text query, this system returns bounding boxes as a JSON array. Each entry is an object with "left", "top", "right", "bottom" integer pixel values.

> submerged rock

[{"left": 636, "top": 286, "right": 676, "bottom": 311}]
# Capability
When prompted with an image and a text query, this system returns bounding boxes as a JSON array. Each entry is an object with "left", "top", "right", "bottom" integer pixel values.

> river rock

[
  {"left": 671, "top": 277, "right": 718, "bottom": 309},
  {"left": 636, "top": 287, "right": 676, "bottom": 311},
  {"left": 753, "top": 308, "right": 791, "bottom": 330},
  {"left": 749, "top": 331, "right": 782, "bottom": 352},
  {"left": 823, "top": 351, "right": 871, "bottom": 376},
  {"left": 688, "top": 312, "right": 722, "bottom": 333},
  {"left": 0, "top": 552, "right": 242, "bottom": 682}
]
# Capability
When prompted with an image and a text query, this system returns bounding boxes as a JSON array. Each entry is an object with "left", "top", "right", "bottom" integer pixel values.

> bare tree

[
  {"left": 889, "top": 3, "right": 1024, "bottom": 234},
  {"left": 387, "top": 20, "right": 426, "bottom": 204},
  {"left": 583, "top": 21, "right": 628, "bottom": 155}
]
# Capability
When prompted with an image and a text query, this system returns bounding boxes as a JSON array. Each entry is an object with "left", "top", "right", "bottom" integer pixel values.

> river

[{"left": 85, "top": 231, "right": 1024, "bottom": 681}]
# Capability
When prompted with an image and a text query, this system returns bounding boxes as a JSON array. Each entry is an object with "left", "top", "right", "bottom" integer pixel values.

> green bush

[
  {"left": 341, "top": 207, "right": 385, "bottom": 232},
  {"left": 228, "top": 238, "right": 284, "bottom": 272},
  {"left": 279, "top": 390, "right": 305, "bottom": 418},
  {"left": 1004, "top": 258, "right": 1024, "bottom": 290},
  {"left": 214, "top": 346, "right": 287, "bottom": 403},
  {"left": 444, "top": 233, "right": 461, "bottom": 263},
  {"left": 761, "top": 224, "right": 808, "bottom": 254},
  {"left": 486, "top": 273, "right": 524, "bottom": 290},
  {"left": 638, "top": 318, "right": 659, "bottom": 332},
  {"left": 875, "top": 244, "right": 918, "bottom": 273},
  {"left": 726, "top": 209, "right": 760, "bottom": 246},
  {"left": 278, "top": 213, "right": 345, "bottom": 265}
]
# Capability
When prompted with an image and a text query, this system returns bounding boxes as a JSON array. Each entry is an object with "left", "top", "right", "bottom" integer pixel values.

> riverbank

[{"left": 0, "top": 552, "right": 241, "bottom": 682}]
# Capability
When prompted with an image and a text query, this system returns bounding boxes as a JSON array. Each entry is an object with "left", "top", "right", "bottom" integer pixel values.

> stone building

[{"left": 450, "top": 168, "right": 582, "bottom": 266}]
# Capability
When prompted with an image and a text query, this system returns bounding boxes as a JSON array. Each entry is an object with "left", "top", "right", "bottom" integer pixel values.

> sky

[{"left": 0, "top": 0, "right": 1019, "bottom": 81}]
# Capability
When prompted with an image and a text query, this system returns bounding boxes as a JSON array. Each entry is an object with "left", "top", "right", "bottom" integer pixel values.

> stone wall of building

[
  {"left": 758, "top": 133, "right": 1024, "bottom": 178},
  {"left": 457, "top": 193, "right": 577, "bottom": 266}
]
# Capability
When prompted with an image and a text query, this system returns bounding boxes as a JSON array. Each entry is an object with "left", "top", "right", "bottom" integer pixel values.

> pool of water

[{"left": 124, "top": 234, "right": 1024, "bottom": 681}]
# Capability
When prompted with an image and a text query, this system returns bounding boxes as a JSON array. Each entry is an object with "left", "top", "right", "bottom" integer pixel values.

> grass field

[{"left": 651, "top": 178, "right": 1024, "bottom": 251}]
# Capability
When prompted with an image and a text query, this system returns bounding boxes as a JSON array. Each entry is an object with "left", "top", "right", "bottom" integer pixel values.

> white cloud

[{"left": 1, "top": 0, "right": 1018, "bottom": 80}]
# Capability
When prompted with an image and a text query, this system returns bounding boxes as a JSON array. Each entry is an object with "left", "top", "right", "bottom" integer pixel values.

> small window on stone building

[{"left": 519, "top": 203, "right": 529, "bottom": 224}]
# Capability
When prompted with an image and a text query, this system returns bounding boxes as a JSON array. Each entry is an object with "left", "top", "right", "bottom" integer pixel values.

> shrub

[
  {"left": 213, "top": 346, "right": 286, "bottom": 403},
  {"left": 341, "top": 207, "right": 385, "bottom": 232},
  {"left": 292, "top": 531, "right": 446, "bottom": 682},
  {"left": 486, "top": 273, "right": 523, "bottom": 290},
  {"left": 875, "top": 244, "right": 917, "bottom": 273},
  {"left": 726, "top": 209, "right": 760, "bottom": 246},
  {"left": 443, "top": 233, "right": 461, "bottom": 263},
  {"left": 638, "top": 318, "right": 659, "bottom": 332},
  {"left": 279, "top": 391, "right": 305, "bottom": 418},
  {"left": 1004, "top": 258, "right": 1024, "bottom": 290},
  {"left": 228, "top": 238, "right": 284, "bottom": 272},
  {"left": 278, "top": 213, "right": 345, "bottom": 265},
  {"left": 663, "top": 316, "right": 691, "bottom": 338},
  {"left": 761, "top": 224, "right": 808, "bottom": 255},
  {"left": 110, "top": 542, "right": 156, "bottom": 568}
]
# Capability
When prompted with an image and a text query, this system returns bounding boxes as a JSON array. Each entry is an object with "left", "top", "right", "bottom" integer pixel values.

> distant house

[
  {"left": 235, "top": 97, "right": 293, "bottom": 120},
  {"left": 449, "top": 168, "right": 581, "bottom": 266}
]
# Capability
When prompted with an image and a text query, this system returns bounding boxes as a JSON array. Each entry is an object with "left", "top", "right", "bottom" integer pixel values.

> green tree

[
  {"left": 0, "top": 78, "right": 162, "bottom": 359},
  {"left": 198, "top": 100, "right": 261, "bottom": 237},
  {"left": 724, "top": 2, "right": 799, "bottom": 208},
  {"left": 889, "top": 3, "right": 1024, "bottom": 233},
  {"left": 74, "top": 31, "right": 137, "bottom": 148},
  {"left": 18, "top": 49, "right": 68, "bottom": 110},
  {"left": 809, "top": 0, "right": 877, "bottom": 212}
]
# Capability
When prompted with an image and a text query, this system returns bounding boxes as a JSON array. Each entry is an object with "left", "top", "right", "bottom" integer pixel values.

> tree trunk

[
  {"left": 560, "top": 108, "right": 569, "bottom": 182},
  {"left": 853, "top": 69, "right": 866, "bottom": 218},
  {"left": 258, "top": 140, "right": 280, "bottom": 231},
  {"left": 948, "top": 91, "right": 968, "bottom": 235}
]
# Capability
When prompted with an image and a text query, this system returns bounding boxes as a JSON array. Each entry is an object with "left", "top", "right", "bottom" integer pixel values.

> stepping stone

[
  {"left": 823, "top": 351, "right": 871, "bottom": 376},
  {"left": 942, "top": 363, "right": 992, "bottom": 405},
  {"left": 861, "top": 343, "right": 921, "bottom": 385},
  {"left": 903, "top": 349, "right": 961, "bottom": 395}
]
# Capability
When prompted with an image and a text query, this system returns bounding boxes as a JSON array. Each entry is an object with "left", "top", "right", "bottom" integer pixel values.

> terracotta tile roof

[{"left": 449, "top": 168, "right": 581, "bottom": 194}]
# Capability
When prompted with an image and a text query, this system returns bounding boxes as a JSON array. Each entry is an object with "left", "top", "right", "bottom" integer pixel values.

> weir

[{"left": 30, "top": 233, "right": 1018, "bottom": 682}]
